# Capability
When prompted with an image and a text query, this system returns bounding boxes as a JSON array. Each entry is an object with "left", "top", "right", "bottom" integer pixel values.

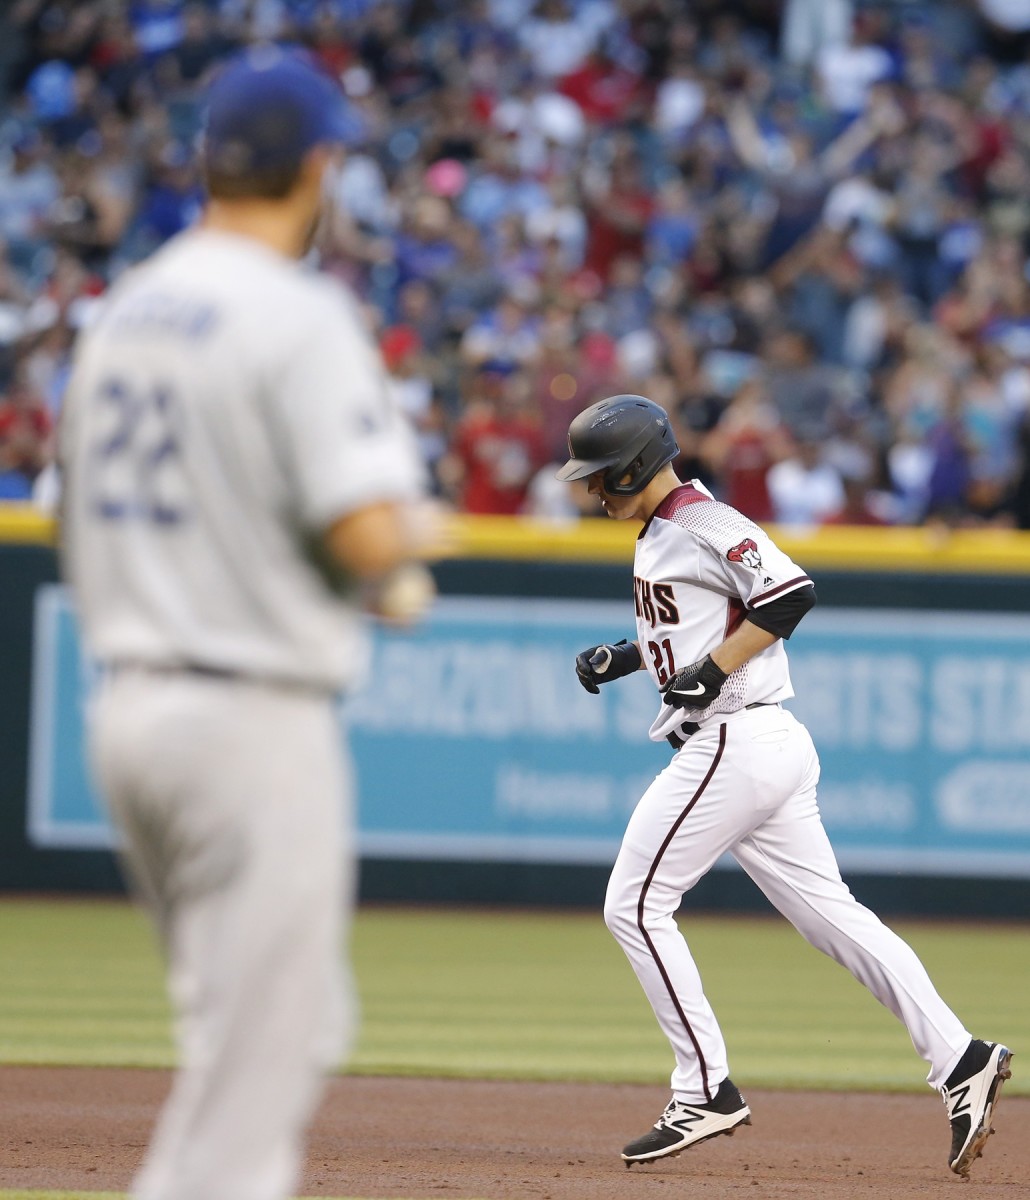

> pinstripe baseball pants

[{"left": 604, "top": 704, "right": 971, "bottom": 1103}]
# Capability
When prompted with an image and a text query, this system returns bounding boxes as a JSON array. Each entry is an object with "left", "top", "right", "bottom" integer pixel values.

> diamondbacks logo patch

[{"left": 727, "top": 538, "right": 762, "bottom": 569}]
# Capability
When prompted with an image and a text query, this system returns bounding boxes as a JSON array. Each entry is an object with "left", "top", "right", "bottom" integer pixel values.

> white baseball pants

[
  {"left": 89, "top": 672, "right": 352, "bottom": 1200},
  {"left": 605, "top": 704, "right": 971, "bottom": 1103}
]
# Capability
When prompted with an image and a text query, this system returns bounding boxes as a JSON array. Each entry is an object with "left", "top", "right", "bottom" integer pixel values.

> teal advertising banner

[{"left": 27, "top": 587, "right": 1030, "bottom": 877}]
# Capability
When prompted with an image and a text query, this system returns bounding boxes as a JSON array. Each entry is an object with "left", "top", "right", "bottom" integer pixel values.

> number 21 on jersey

[
  {"left": 647, "top": 638, "right": 676, "bottom": 686},
  {"left": 635, "top": 577, "right": 681, "bottom": 685}
]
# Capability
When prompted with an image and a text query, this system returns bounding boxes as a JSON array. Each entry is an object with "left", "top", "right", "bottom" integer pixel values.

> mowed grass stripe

[
  {"left": 0, "top": 1193, "right": 125, "bottom": 1200},
  {"left": 1, "top": 899, "right": 1027, "bottom": 1092}
]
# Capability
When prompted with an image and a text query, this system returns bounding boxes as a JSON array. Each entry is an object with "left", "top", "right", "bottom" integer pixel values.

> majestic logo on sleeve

[{"left": 727, "top": 538, "right": 762, "bottom": 569}]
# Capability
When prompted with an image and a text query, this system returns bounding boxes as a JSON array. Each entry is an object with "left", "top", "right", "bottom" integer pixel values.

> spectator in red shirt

[
  {"left": 528, "top": 306, "right": 613, "bottom": 460},
  {"left": 582, "top": 138, "right": 654, "bottom": 283},
  {"left": 439, "top": 367, "right": 549, "bottom": 514},
  {"left": 700, "top": 379, "right": 795, "bottom": 522},
  {"left": 558, "top": 45, "right": 645, "bottom": 127},
  {"left": 0, "top": 369, "right": 53, "bottom": 498}
]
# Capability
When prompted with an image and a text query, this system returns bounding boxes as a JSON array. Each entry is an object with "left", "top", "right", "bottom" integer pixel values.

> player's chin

[{"left": 601, "top": 499, "right": 631, "bottom": 520}]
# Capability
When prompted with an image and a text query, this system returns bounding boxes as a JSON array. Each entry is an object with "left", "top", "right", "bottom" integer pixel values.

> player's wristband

[{"left": 575, "top": 638, "right": 641, "bottom": 693}]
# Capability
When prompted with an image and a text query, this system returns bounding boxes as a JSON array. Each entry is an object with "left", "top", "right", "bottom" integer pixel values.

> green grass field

[
  {"left": 1, "top": 896, "right": 1027, "bottom": 1093},
  {"left": 0, "top": 1194, "right": 120, "bottom": 1200}
]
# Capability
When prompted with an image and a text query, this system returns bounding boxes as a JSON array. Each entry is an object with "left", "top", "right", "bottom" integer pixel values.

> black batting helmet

[{"left": 555, "top": 394, "right": 679, "bottom": 497}]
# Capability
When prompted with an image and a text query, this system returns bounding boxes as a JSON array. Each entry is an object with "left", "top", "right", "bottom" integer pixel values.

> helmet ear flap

[{"left": 604, "top": 453, "right": 645, "bottom": 496}]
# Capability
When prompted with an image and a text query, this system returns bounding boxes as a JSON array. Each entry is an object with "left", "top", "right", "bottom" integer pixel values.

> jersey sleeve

[
  {"left": 700, "top": 509, "right": 812, "bottom": 611},
  {"left": 265, "top": 287, "right": 425, "bottom": 529}
]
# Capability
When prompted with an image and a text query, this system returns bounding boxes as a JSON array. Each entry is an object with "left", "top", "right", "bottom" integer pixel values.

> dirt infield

[{"left": 2, "top": 1066, "right": 1029, "bottom": 1199}]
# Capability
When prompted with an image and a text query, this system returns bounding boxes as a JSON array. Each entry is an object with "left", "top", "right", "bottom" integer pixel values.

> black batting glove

[
  {"left": 575, "top": 639, "right": 642, "bottom": 694},
  {"left": 660, "top": 654, "right": 728, "bottom": 710}
]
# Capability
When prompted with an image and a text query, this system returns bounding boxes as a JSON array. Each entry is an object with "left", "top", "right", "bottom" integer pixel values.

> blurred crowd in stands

[{"left": 2, "top": 0, "right": 1030, "bottom": 528}]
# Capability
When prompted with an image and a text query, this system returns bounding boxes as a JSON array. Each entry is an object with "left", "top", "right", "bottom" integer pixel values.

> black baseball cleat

[
  {"left": 621, "top": 1078, "right": 752, "bottom": 1167},
  {"left": 940, "top": 1039, "right": 1013, "bottom": 1179}
]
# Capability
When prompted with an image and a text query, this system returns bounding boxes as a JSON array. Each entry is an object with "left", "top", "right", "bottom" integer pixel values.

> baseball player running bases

[
  {"left": 61, "top": 50, "right": 436, "bottom": 1200},
  {"left": 557, "top": 394, "right": 1012, "bottom": 1179}
]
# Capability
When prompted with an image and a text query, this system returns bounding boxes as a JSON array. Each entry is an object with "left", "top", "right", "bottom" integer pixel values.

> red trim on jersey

[
  {"left": 751, "top": 575, "right": 812, "bottom": 606},
  {"left": 725, "top": 596, "right": 747, "bottom": 639},
  {"left": 634, "top": 723, "right": 727, "bottom": 1103},
  {"left": 639, "top": 482, "right": 711, "bottom": 539}
]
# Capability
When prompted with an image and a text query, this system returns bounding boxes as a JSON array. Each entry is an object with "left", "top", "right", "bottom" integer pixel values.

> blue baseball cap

[{"left": 203, "top": 46, "right": 350, "bottom": 177}]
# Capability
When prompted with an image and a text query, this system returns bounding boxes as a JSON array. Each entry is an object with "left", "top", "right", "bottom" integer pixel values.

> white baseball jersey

[
  {"left": 607, "top": 478, "right": 972, "bottom": 1113},
  {"left": 633, "top": 480, "right": 812, "bottom": 743},
  {"left": 61, "top": 227, "right": 423, "bottom": 692}
]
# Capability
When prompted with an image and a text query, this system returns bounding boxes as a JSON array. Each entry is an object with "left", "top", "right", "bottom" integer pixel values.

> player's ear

[{"left": 298, "top": 144, "right": 334, "bottom": 194}]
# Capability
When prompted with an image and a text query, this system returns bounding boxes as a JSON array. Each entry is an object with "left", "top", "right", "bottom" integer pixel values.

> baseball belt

[
  {"left": 666, "top": 701, "right": 778, "bottom": 750},
  {"left": 104, "top": 659, "right": 336, "bottom": 699}
]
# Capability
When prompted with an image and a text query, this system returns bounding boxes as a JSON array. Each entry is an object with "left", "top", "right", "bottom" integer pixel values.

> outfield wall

[{"left": 3, "top": 508, "right": 1030, "bottom": 916}]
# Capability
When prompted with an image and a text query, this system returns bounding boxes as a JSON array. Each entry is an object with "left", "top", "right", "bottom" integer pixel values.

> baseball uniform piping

[
  {"left": 751, "top": 575, "right": 812, "bottom": 605},
  {"left": 739, "top": 833, "right": 966, "bottom": 1051},
  {"left": 635, "top": 723, "right": 728, "bottom": 1102}
]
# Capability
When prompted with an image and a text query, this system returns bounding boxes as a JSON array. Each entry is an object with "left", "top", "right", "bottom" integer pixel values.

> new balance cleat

[
  {"left": 622, "top": 1078, "right": 751, "bottom": 1167},
  {"left": 941, "top": 1039, "right": 1013, "bottom": 1179}
]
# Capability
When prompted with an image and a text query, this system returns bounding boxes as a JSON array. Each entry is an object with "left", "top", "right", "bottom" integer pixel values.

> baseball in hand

[{"left": 373, "top": 562, "right": 436, "bottom": 625}]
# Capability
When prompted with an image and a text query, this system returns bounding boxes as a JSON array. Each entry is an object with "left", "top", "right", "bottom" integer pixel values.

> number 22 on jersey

[{"left": 88, "top": 377, "right": 188, "bottom": 524}]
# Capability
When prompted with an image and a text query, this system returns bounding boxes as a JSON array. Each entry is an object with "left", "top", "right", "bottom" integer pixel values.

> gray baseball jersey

[
  {"left": 61, "top": 226, "right": 426, "bottom": 1200},
  {"left": 61, "top": 227, "right": 423, "bottom": 691}
]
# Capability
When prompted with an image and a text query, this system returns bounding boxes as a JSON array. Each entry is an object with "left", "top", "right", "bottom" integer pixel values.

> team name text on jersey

[{"left": 634, "top": 577, "right": 680, "bottom": 627}]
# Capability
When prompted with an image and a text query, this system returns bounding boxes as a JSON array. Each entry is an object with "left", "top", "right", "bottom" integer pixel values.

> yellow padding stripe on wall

[
  {"left": 4, "top": 505, "right": 1030, "bottom": 574},
  {"left": 0, "top": 504, "right": 55, "bottom": 545},
  {"left": 453, "top": 515, "right": 1030, "bottom": 574}
]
